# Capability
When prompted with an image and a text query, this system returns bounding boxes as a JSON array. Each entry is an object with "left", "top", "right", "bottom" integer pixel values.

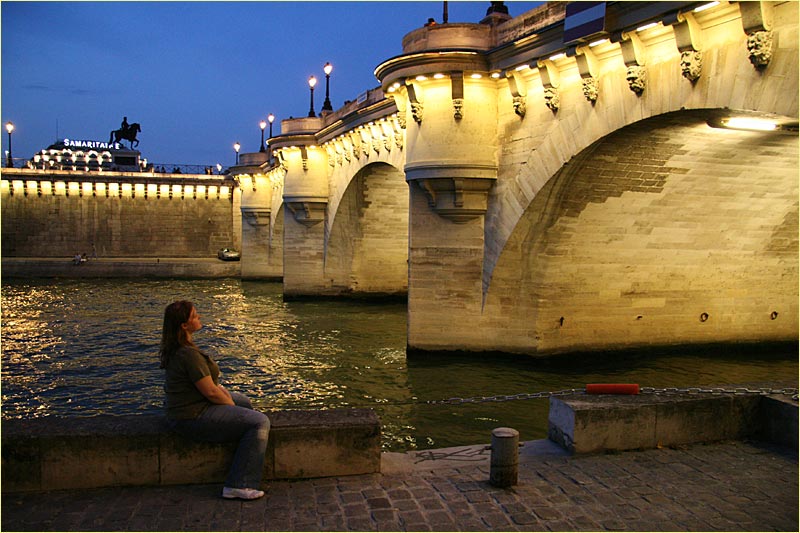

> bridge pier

[
  {"left": 230, "top": 1, "right": 797, "bottom": 355},
  {"left": 232, "top": 153, "right": 282, "bottom": 280},
  {"left": 271, "top": 117, "right": 334, "bottom": 297}
]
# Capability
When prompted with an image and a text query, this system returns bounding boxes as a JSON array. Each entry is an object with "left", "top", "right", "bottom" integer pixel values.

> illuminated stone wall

[
  {"left": 325, "top": 162, "right": 408, "bottom": 296},
  {"left": 374, "top": 0, "right": 799, "bottom": 354},
  {"left": 482, "top": 111, "right": 798, "bottom": 353},
  {"left": 0, "top": 173, "right": 238, "bottom": 258}
]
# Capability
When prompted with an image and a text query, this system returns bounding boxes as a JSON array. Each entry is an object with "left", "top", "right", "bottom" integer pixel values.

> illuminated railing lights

[
  {"left": 470, "top": 73, "right": 483, "bottom": 79},
  {"left": 636, "top": 22, "right": 658, "bottom": 32},
  {"left": 548, "top": 53, "right": 566, "bottom": 61},
  {"left": 433, "top": 73, "right": 445, "bottom": 79},
  {"left": 693, "top": 1, "right": 719, "bottom": 13},
  {"left": 589, "top": 38, "right": 608, "bottom": 47}
]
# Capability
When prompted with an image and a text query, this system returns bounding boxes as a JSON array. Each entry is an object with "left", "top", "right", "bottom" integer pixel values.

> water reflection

[{"left": 1, "top": 278, "right": 796, "bottom": 451}]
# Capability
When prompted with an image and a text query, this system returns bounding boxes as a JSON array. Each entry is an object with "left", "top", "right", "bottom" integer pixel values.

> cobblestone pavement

[{"left": 2, "top": 440, "right": 796, "bottom": 532}]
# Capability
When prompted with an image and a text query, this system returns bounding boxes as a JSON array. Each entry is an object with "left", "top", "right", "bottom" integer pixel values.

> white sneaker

[{"left": 222, "top": 487, "right": 265, "bottom": 500}]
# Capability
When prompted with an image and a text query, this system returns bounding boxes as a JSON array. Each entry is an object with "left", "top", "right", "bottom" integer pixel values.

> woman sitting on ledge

[{"left": 159, "top": 300, "right": 270, "bottom": 500}]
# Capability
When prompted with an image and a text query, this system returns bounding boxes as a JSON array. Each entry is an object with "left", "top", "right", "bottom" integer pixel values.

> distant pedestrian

[{"left": 159, "top": 301, "right": 270, "bottom": 500}]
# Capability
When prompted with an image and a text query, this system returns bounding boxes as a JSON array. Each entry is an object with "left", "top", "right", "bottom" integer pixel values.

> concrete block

[
  {"left": 548, "top": 392, "right": 790, "bottom": 454},
  {"left": 158, "top": 432, "right": 235, "bottom": 485},
  {"left": 759, "top": 395, "right": 799, "bottom": 449},
  {"left": 42, "top": 432, "right": 161, "bottom": 490},
  {"left": 270, "top": 409, "right": 381, "bottom": 479},
  {"left": 548, "top": 396, "right": 658, "bottom": 453},
  {"left": 1, "top": 408, "right": 381, "bottom": 492},
  {"left": 653, "top": 395, "right": 759, "bottom": 446},
  {"left": 1, "top": 434, "right": 41, "bottom": 492}
]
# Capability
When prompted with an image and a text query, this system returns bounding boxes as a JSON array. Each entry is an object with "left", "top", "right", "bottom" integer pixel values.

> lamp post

[
  {"left": 322, "top": 62, "right": 333, "bottom": 113},
  {"left": 5, "top": 122, "right": 14, "bottom": 168},
  {"left": 259, "top": 120, "right": 267, "bottom": 152},
  {"left": 308, "top": 76, "right": 317, "bottom": 118},
  {"left": 268, "top": 113, "right": 275, "bottom": 138},
  {"left": 234, "top": 142, "right": 240, "bottom": 165}
]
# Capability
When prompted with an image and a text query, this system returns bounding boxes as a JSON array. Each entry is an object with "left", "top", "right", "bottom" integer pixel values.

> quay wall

[{"left": 0, "top": 171, "right": 240, "bottom": 259}]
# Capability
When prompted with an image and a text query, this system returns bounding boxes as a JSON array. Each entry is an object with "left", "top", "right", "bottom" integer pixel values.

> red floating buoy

[{"left": 586, "top": 383, "right": 640, "bottom": 395}]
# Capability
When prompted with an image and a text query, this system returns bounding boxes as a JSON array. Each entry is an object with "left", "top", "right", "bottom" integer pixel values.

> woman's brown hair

[{"left": 159, "top": 300, "right": 197, "bottom": 369}]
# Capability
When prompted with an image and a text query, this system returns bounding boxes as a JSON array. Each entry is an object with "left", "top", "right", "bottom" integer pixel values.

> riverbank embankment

[{"left": 1, "top": 256, "right": 240, "bottom": 278}]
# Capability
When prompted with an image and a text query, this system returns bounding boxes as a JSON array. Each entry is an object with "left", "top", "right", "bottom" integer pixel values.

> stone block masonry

[
  {"left": 548, "top": 391, "right": 798, "bottom": 454},
  {"left": 482, "top": 111, "right": 798, "bottom": 355},
  {"left": 1, "top": 171, "right": 239, "bottom": 259},
  {"left": 1, "top": 409, "right": 381, "bottom": 493}
]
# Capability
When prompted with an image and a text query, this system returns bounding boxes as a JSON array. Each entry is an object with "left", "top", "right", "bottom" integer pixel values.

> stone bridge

[
  {"left": 230, "top": 1, "right": 797, "bottom": 356},
  {"left": 2, "top": 1, "right": 796, "bottom": 357}
]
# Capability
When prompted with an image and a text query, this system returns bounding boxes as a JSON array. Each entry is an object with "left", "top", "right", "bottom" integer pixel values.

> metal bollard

[{"left": 489, "top": 427, "right": 519, "bottom": 487}]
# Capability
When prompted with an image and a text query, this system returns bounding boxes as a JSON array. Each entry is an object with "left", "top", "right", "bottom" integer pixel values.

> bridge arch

[
  {"left": 325, "top": 161, "right": 409, "bottom": 297},
  {"left": 483, "top": 109, "right": 798, "bottom": 354},
  {"left": 483, "top": 4, "right": 799, "bottom": 293}
]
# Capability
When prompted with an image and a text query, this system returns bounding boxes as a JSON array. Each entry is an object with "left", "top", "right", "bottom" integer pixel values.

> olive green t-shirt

[{"left": 163, "top": 345, "right": 221, "bottom": 420}]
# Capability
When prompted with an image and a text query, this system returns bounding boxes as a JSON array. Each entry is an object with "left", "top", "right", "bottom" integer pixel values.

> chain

[
  {"left": 423, "top": 388, "right": 585, "bottom": 406},
  {"left": 640, "top": 386, "right": 798, "bottom": 401},
  {"left": 276, "top": 386, "right": 797, "bottom": 410},
  {"left": 417, "top": 386, "right": 798, "bottom": 406}
]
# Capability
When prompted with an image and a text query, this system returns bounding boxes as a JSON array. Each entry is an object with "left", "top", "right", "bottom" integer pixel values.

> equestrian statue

[{"left": 109, "top": 116, "right": 141, "bottom": 149}]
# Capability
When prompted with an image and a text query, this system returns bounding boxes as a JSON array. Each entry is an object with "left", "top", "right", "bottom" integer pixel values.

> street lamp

[
  {"left": 259, "top": 120, "right": 267, "bottom": 152},
  {"left": 6, "top": 122, "right": 14, "bottom": 168},
  {"left": 234, "top": 142, "right": 240, "bottom": 165},
  {"left": 268, "top": 113, "right": 275, "bottom": 138},
  {"left": 322, "top": 62, "right": 333, "bottom": 113},
  {"left": 308, "top": 76, "right": 317, "bottom": 118}
]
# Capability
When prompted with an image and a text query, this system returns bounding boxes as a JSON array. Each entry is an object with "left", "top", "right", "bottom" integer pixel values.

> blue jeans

[{"left": 170, "top": 392, "right": 270, "bottom": 489}]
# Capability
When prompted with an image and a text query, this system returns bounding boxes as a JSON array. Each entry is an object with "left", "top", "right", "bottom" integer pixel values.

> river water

[{"left": 1, "top": 278, "right": 796, "bottom": 451}]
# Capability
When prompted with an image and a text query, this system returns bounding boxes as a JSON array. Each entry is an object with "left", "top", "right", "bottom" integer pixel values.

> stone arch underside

[
  {"left": 482, "top": 110, "right": 798, "bottom": 355},
  {"left": 325, "top": 162, "right": 409, "bottom": 296},
  {"left": 483, "top": 10, "right": 799, "bottom": 296}
]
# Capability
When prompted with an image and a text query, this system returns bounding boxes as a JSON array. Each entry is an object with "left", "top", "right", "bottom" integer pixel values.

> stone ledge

[
  {"left": 548, "top": 392, "right": 798, "bottom": 454},
  {"left": 1, "top": 258, "right": 240, "bottom": 279},
  {"left": 1, "top": 409, "right": 381, "bottom": 493}
]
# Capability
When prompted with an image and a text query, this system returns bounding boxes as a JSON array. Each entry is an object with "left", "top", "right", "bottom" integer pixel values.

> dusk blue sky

[{"left": 2, "top": 1, "right": 541, "bottom": 168}]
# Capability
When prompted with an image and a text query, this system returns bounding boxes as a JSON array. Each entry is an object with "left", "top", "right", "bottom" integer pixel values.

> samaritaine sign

[{"left": 62, "top": 138, "right": 124, "bottom": 150}]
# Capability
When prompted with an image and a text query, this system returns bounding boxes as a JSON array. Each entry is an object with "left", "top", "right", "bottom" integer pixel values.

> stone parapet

[
  {"left": 548, "top": 391, "right": 798, "bottom": 454},
  {"left": 1, "top": 408, "right": 381, "bottom": 493}
]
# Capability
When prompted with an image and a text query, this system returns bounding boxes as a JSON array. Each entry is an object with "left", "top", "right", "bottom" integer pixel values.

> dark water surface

[{"left": 2, "top": 278, "right": 796, "bottom": 451}]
